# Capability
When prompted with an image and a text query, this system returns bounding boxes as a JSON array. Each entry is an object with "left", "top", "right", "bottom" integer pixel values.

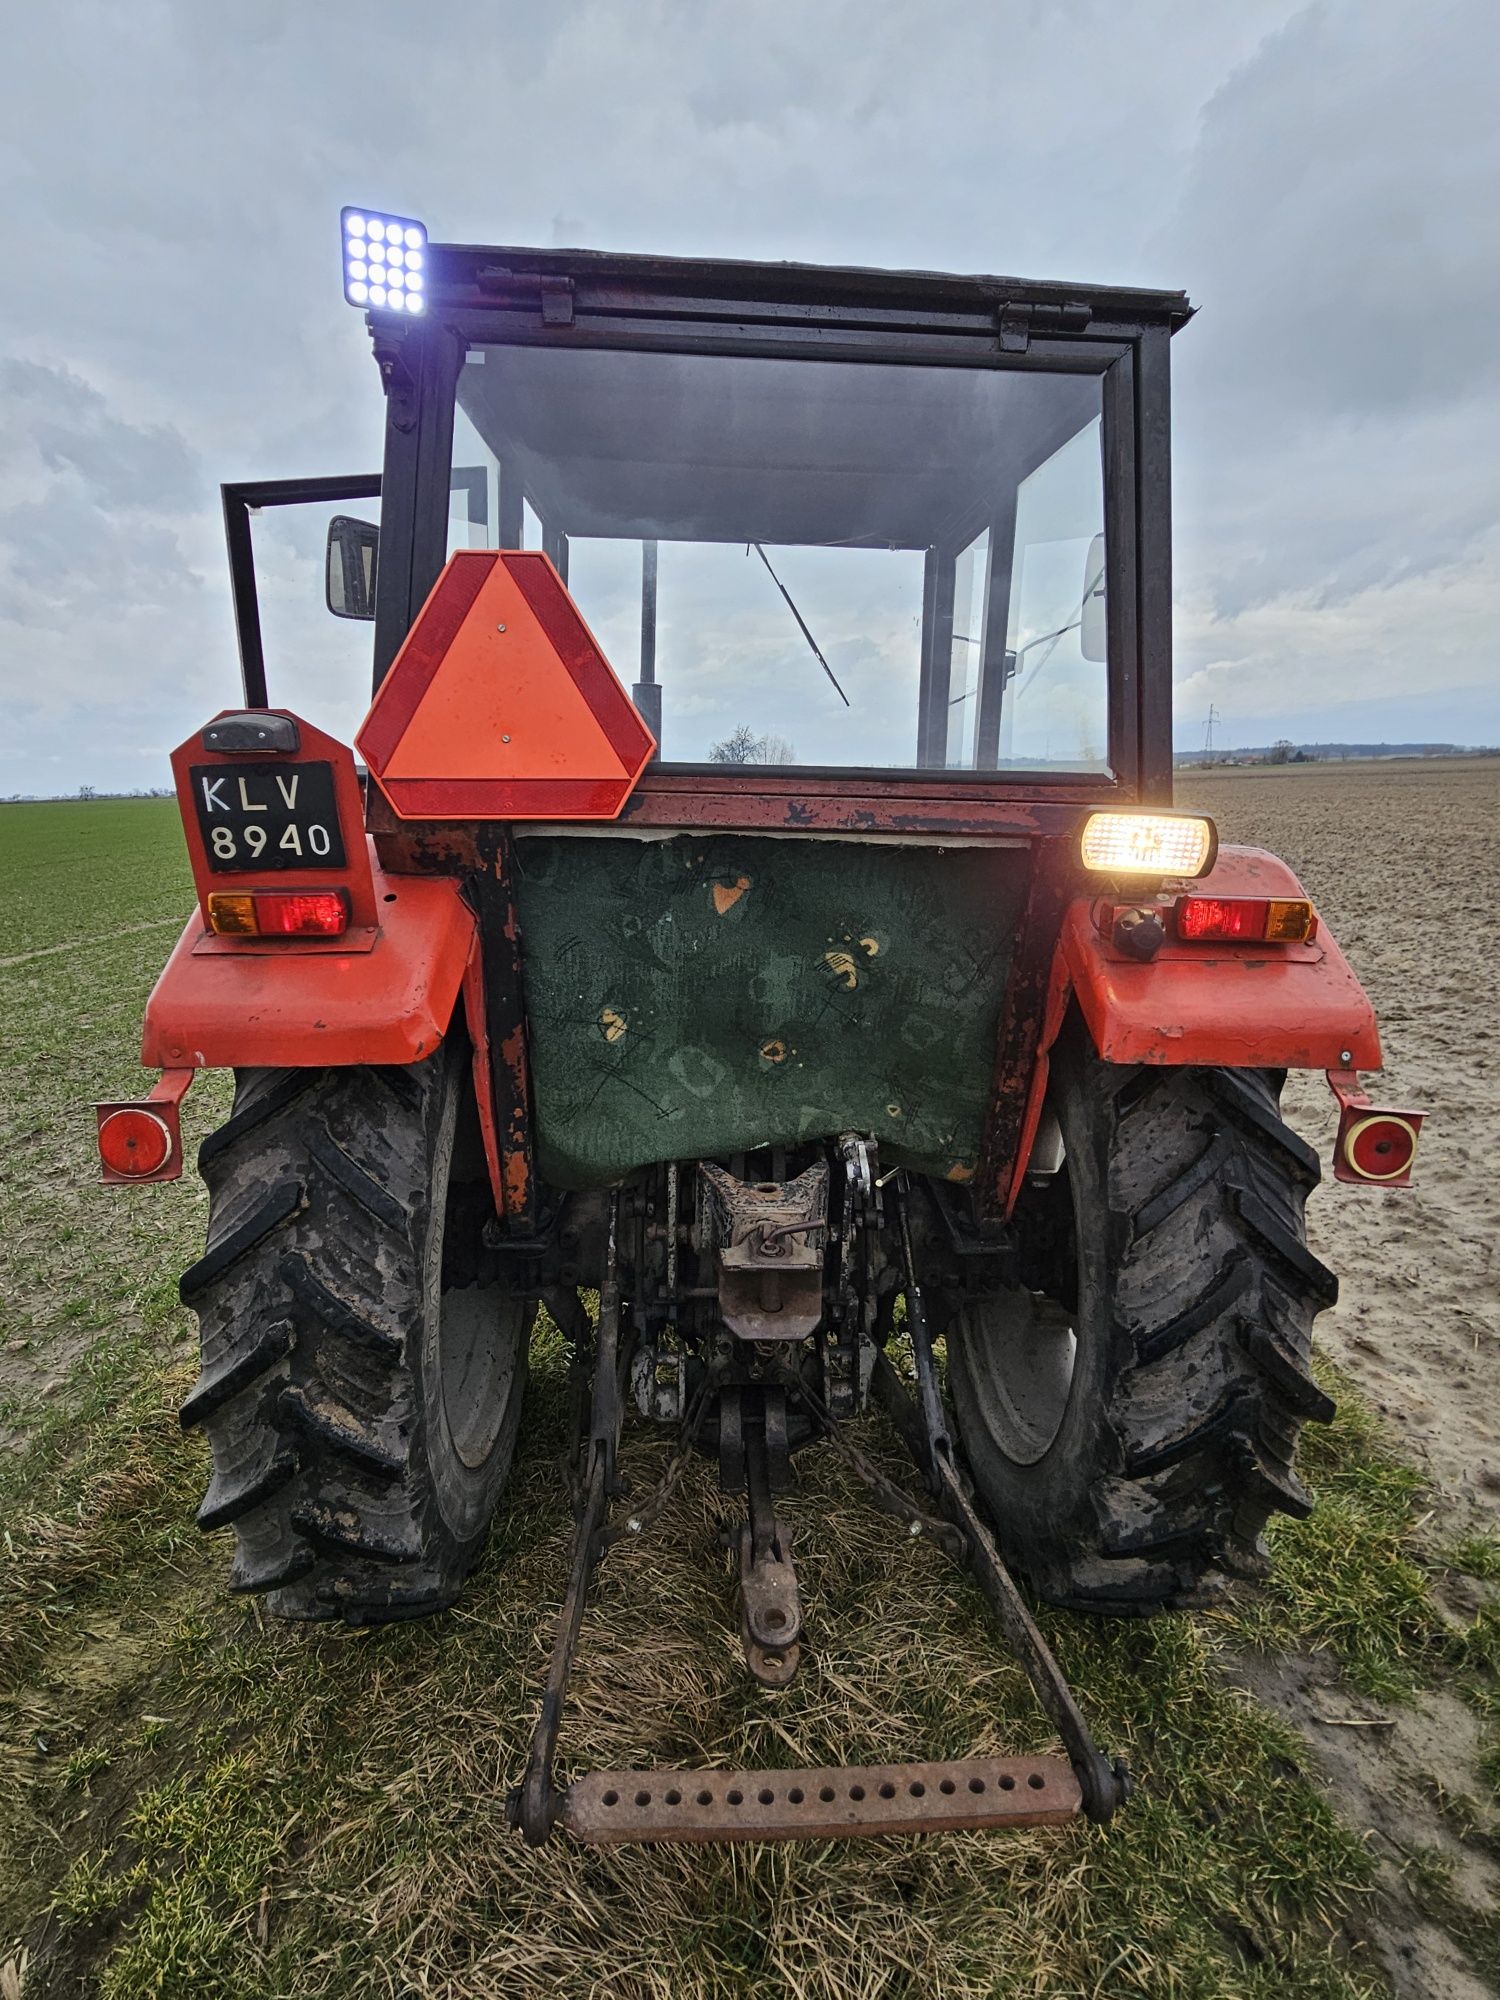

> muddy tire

[
  {"left": 945, "top": 1022, "right": 1336, "bottom": 1614},
  {"left": 179, "top": 1042, "right": 533, "bottom": 1624}
]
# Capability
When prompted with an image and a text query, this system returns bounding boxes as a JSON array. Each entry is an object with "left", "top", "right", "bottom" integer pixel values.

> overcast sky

[{"left": 2, "top": 0, "right": 1496, "bottom": 795}]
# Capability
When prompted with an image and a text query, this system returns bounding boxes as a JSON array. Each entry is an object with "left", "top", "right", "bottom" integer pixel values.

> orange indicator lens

[{"left": 206, "top": 893, "right": 258, "bottom": 935}]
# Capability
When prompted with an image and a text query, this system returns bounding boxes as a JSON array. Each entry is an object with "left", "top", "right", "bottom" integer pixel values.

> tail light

[
  {"left": 207, "top": 889, "right": 349, "bottom": 938},
  {"left": 1174, "top": 895, "right": 1317, "bottom": 944}
]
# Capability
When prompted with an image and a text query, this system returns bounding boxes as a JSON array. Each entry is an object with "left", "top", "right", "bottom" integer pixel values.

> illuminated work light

[
  {"left": 342, "top": 207, "right": 426, "bottom": 313},
  {"left": 1080, "top": 812, "right": 1215, "bottom": 877}
]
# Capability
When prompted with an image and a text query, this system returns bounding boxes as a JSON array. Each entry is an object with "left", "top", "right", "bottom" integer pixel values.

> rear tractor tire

[
  {"left": 180, "top": 1040, "right": 534, "bottom": 1624},
  {"left": 945, "top": 1024, "right": 1337, "bottom": 1614}
]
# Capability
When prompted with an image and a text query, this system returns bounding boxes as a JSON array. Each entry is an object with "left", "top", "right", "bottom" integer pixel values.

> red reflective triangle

[{"left": 358, "top": 552, "right": 655, "bottom": 821}]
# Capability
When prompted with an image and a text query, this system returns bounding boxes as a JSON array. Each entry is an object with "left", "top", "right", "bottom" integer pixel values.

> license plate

[{"left": 190, "top": 761, "right": 347, "bottom": 873}]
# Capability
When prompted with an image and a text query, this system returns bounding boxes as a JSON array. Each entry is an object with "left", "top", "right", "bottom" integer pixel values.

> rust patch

[
  {"left": 599, "top": 1006, "right": 628, "bottom": 1044},
  {"left": 859, "top": 935, "right": 880, "bottom": 957},
  {"left": 499, "top": 1021, "right": 533, "bottom": 1221},
  {"left": 823, "top": 949, "right": 859, "bottom": 990},
  {"left": 711, "top": 875, "right": 752, "bottom": 915},
  {"left": 946, "top": 1161, "right": 975, "bottom": 1183},
  {"left": 759, "top": 1037, "right": 788, "bottom": 1064}
]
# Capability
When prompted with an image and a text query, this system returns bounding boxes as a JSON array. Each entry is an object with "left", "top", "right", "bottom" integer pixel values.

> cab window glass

[{"left": 450, "top": 346, "right": 1109, "bottom": 774}]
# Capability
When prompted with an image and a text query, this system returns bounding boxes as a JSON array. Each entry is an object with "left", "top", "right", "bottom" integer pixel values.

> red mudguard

[
  {"left": 1060, "top": 845, "right": 1381, "bottom": 1071},
  {"left": 1004, "top": 845, "right": 1385, "bottom": 1214},
  {"left": 142, "top": 855, "right": 475, "bottom": 1070}
]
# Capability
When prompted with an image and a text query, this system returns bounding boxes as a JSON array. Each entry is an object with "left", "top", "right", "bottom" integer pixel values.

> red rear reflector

[
  {"left": 1343, "top": 1112, "right": 1420, "bottom": 1183},
  {"left": 1173, "top": 895, "right": 1316, "bottom": 944},
  {"left": 98, "top": 1106, "right": 174, "bottom": 1178},
  {"left": 207, "top": 889, "right": 349, "bottom": 937}
]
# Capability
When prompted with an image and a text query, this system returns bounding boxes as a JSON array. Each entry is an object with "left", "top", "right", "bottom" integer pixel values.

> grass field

[{"left": 1, "top": 794, "right": 1497, "bottom": 2000}]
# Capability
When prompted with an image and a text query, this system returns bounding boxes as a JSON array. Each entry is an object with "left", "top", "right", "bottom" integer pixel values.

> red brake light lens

[
  {"left": 98, "top": 1106, "right": 174, "bottom": 1177},
  {"left": 207, "top": 890, "right": 349, "bottom": 937},
  {"left": 254, "top": 891, "right": 349, "bottom": 936},
  {"left": 1173, "top": 896, "right": 1316, "bottom": 944}
]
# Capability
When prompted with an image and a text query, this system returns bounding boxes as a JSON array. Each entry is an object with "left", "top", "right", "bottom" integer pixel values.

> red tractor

[{"left": 99, "top": 212, "right": 1421, "bottom": 1848}]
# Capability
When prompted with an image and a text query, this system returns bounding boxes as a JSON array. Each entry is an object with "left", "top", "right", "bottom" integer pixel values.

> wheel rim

[
  {"left": 959, "top": 1288, "right": 1077, "bottom": 1466},
  {"left": 429, "top": 1064, "right": 529, "bottom": 1484},
  {"left": 437, "top": 1286, "right": 523, "bottom": 1470}
]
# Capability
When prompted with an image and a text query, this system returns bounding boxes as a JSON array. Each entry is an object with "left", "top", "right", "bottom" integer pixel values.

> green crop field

[{"left": 1, "top": 797, "right": 1496, "bottom": 2000}]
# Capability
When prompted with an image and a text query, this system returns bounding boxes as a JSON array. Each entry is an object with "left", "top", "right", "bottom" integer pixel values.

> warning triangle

[{"left": 358, "top": 551, "right": 655, "bottom": 821}]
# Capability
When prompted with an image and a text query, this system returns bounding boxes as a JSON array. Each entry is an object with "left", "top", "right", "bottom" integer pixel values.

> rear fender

[
  {"left": 144, "top": 709, "right": 477, "bottom": 1071},
  {"left": 141, "top": 853, "right": 476, "bottom": 1070},
  {"left": 1060, "top": 845, "right": 1381, "bottom": 1071},
  {"left": 113, "top": 709, "right": 506, "bottom": 1201},
  {"left": 1004, "top": 845, "right": 1383, "bottom": 1214}
]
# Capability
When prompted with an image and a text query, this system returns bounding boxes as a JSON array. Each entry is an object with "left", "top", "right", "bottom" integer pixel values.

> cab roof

[{"left": 426, "top": 241, "right": 1194, "bottom": 334}]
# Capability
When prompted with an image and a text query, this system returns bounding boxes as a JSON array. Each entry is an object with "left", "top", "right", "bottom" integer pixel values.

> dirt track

[
  {"left": 1177, "top": 757, "right": 1499, "bottom": 1522},
  {"left": 1180, "top": 756, "right": 1500, "bottom": 2000}
]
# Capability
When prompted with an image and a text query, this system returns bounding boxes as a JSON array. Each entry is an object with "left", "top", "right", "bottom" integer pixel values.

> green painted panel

[{"left": 513, "top": 834, "right": 1030, "bottom": 1189}]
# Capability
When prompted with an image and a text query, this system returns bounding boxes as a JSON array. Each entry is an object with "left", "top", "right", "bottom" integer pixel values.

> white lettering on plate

[
  {"left": 201, "top": 776, "right": 227, "bottom": 812},
  {"left": 237, "top": 777, "right": 268, "bottom": 811},
  {"left": 274, "top": 772, "right": 301, "bottom": 809}
]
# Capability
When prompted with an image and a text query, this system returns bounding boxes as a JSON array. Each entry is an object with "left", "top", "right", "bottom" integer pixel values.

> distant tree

[
  {"left": 710, "top": 724, "right": 760, "bottom": 764},
  {"left": 709, "top": 726, "right": 798, "bottom": 765},
  {"left": 1266, "top": 740, "right": 1295, "bottom": 766},
  {"left": 78, "top": 784, "right": 96, "bottom": 800}
]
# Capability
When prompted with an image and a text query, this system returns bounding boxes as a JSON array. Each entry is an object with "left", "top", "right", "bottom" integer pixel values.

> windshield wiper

[{"left": 750, "top": 543, "right": 851, "bottom": 708}]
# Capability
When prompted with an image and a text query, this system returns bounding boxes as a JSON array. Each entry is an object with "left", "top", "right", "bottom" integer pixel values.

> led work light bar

[
  {"left": 342, "top": 206, "right": 426, "bottom": 314},
  {"left": 1079, "top": 812, "right": 1216, "bottom": 878}
]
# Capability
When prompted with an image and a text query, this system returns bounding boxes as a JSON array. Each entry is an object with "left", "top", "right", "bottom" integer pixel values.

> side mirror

[
  {"left": 1079, "top": 532, "right": 1106, "bottom": 662},
  {"left": 326, "top": 515, "right": 379, "bottom": 620}
]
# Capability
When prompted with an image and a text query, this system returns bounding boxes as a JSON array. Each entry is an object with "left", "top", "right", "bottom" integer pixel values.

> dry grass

[{"left": 5, "top": 1314, "right": 1388, "bottom": 2000}]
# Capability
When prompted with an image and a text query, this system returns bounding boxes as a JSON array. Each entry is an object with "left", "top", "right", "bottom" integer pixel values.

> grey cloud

[
  {"left": 1, "top": 0, "right": 1496, "bottom": 790},
  {"left": 1, "top": 360, "right": 199, "bottom": 515}
]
